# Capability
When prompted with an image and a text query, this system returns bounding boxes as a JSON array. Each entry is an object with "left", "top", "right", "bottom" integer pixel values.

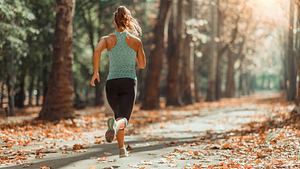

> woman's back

[{"left": 107, "top": 31, "right": 137, "bottom": 81}]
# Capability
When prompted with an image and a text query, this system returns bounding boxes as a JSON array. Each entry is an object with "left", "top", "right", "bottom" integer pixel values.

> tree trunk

[
  {"left": 141, "top": 0, "right": 172, "bottom": 109},
  {"left": 296, "top": 0, "right": 300, "bottom": 111},
  {"left": 215, "top": 54, "right": 222, "bottom": 100},
  {"left": 215, "top": 3, "right": 223, "bottom": 101},
  {"left": 0, "top": 83, "right": 4, "bottom": 108},
  {"left": 15, "top": 70, "right": 26, "bottom": 108},
  {"left": 194, "top": 55, "right": 200, "bottom": 102},
  {"left": 42, "top": 55, "right": 49, "bottom": 104},
  {"left": 36, "top": 88, "right": 40, "bottom": 106},
  {"left": 225, "top": 50, "right": 235, "bottom": 98},
  {"left": 39, "top": 0, "right": 75, "bottom": 121},
  {"left": 6, "top": 76, "right": 15, "bottom": 116},
  {"left": 287, "top": 0, "right": 297, "bottom": 101},
  {"left": 206, "top": 0, "right": 219, "bottom": 101},
  {"left": 166, "top": 0, "right": 183, "bottom": 106},
  {"left": 36, "top": 75, "right": 41, "bottom": 106},
  {"left": 244, "top": 73, "right": 250, "bottom": 95},
  {"left": 28, "top": 74, "right": 35, "bottom": 106},
  {"left": 4, "top": 45, "right": 16, "bottom": 116},
  {"left": 181, "top": 0, "right": 196, "bottom": 105}
]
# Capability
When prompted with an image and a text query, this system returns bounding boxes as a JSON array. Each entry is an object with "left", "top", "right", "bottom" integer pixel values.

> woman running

[{"left": 90, "top": 6, "right": 146, "bottom": 158}]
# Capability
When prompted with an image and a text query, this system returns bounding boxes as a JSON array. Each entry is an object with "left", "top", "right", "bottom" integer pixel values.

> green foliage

[
  {"left": 0, "top": 0, "right": 36, "bottom": 44},
  {"left": 0, "top": 0, "right": 37, "bottom": 83}
]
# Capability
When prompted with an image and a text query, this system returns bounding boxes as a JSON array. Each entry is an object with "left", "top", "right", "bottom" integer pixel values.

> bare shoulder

[
  {"left": 127, "top": 33, "right": 142, "bottom": 51},
  {"left": 100, "top": 33, "right": 117, "bottom": 50},
  {"left": 127, "top": 33, "right": 142, "bottom": 45},
  {"left": 100, "top": 33, "right": 116, "bottom": 42}
]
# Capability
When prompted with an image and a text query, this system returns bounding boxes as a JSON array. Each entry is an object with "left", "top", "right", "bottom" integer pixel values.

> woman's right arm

[{"left": 90, "top": 36, "right": 108, "bottom": 87}]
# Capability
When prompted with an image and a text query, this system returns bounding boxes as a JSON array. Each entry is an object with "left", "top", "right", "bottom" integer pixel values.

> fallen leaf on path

[
  {"left": 72, "top": 143, "right": 85, "bottom": 150},
  {"left": 40, "top": 165, "right": 51, "bottom": 169},
  {"left": 97, "top": 156, "right": 107, "bottom": 162},
  {"left": 88, "top": 165, "right": 96, "bottom": 169},
  {"left": 221, "top": 142, "right": 233, "bottom": 149},
  {"left": 94, "top": 138, "right": 103, "bottom": 144},
  {"left": 128, "top": 164, "right": 139, "bottom": 168},
  {"left": 139, "top": 160, "right": 152, "bottom": 165}
]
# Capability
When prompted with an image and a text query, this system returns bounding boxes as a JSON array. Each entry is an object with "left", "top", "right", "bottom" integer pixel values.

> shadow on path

[{"left": 1, "top": 135, "right": 200, "bottom": 169}]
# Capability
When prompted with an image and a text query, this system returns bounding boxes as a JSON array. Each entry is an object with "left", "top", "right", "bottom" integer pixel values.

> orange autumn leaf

[
  {"left": 221, "top": 142, "right": 232, "bottom": 149},
  {"left": 72, "top": 144, "right": 85, "bottom": 150}
]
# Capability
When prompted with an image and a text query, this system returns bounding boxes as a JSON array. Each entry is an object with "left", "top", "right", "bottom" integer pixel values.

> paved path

[{"left": 1, "top": 103, "right": 269, "bottom": 169}]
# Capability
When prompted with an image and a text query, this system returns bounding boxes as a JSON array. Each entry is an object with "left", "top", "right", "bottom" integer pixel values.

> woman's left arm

[{"left": 136, "top": 40, "right": 146, "bottom": 69}]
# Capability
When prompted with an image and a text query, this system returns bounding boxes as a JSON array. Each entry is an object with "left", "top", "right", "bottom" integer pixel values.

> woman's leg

[
  {"left": 116, "top": 129, "right": 125, "bottom": 148},
  {"left": 116, "top": 79, "right": 137, "bottom": 157},
  {"left": 105, "top": 80, "right": 120, "bottom": 142},
  {"left": 118, "top": 79, "right": 137, "bottom": 121},
  {"left": 115, "top": 117, "right": 127, "bottom": 148}
]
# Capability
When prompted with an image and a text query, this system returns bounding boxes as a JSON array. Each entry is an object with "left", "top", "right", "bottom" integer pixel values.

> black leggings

[{"left": 105, "top": 78, "right": 137, "bottom": 121}]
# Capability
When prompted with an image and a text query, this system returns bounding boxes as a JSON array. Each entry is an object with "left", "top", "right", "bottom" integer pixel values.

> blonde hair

[{"left": 114, "top": 6, "right": 142, "bottom": 36}]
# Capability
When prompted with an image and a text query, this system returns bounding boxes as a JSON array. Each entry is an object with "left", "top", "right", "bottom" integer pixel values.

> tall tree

[
  {"left": 295, "top": 0, "right": 300, "bottom": 112},
  {"left": 224, "top": 19, "right": 240, "bottom": 98},
  {"left": 224, "top": 49, "right": 235, "bottom": 97},
  {"left": 181, "top": 0, "right": 196, "bottom": 105},
  {"left": 39, "top": 0, "right": 75, "bottom": 121},
  {"left": 166, "top": 0, "right": 183, "bottom": 106},
  {"left": 206, "top": 0, "right": 219, "bottom": 101},
  {"left": 287, "top": 0, "right": 297, "bottom": 101},
  {"left": 142, "top": 0, "right": 172, "bottom": 109}
]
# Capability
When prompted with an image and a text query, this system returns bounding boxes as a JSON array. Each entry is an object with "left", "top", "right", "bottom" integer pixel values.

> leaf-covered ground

[{"left": 0, "top": 93, "right": 299, "bottom": 169}]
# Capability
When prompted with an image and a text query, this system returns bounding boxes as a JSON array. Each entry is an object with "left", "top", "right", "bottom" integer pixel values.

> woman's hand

[{"left": 90, "top": 73, "right": 100, "bottom": 87}]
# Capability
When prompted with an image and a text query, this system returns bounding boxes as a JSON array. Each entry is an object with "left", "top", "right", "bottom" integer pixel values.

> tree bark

[
  {"left": 6, "top": 76, "right": 15, "bottom": 116},
  {"left": 215, "top": 54, "right": 222, "bottom": 100},
  {"left": 0, "top": 83, "right": 4, "bottom": 108},
  {"left": 296, "top": 0, "right": 300, "bottom": 111},
  {"left": 194, "top": 55, "right": 200, "bottom": 102},
  {"left": 166, "top": 0, "right": 183, "bottom": 106},
  {"left": 181, "top": 0, "right": 196, "bottom": 105},
  {"left": 4, "top": 44, "right": 16, "bottom": 116},
  {"left": 39, "top": 0, "right": 75, "bottom": 121},
  {"left": 287, "top": 0, "right": 297, "bottom": 101},
  {"left": 36, "top": 74, "right": 41, "bottom": 106},
  {"left": 42, "top": 54, "right": 49, "bottom": 104},
  {"left": 215, "top": 4, "right": 223, "bottom": 101},
  {"left": 141, "top": 0, "right": 172, "bottom": 110},
  {"left": 224, "top": 50, "right": 235, "bottom": 98},
  {"left": 28, "top": 74, "right": 35, "bottom": 106},
  {"left": 15, "top": 70, "right": 26, "bottom": 108},
  {"left": 206, "top": 0, "right": 219, "bottom": 101}
]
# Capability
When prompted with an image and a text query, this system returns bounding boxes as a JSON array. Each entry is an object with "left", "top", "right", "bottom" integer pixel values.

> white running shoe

[{"left": 119, "top": 147, "right": 129, "bottom": 158}]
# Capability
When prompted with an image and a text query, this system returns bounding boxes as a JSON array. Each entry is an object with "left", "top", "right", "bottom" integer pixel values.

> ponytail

[{"left": 114, "top": 6, "right": 142, "bottom": 37}]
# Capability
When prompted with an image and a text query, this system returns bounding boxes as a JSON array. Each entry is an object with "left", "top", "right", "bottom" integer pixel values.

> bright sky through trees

[
  {"left": 244, "top": 0, "right": 289, "bottom": 85},
  {"left": 249, "top": 0, "right": 289, "bottom": 24}
]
